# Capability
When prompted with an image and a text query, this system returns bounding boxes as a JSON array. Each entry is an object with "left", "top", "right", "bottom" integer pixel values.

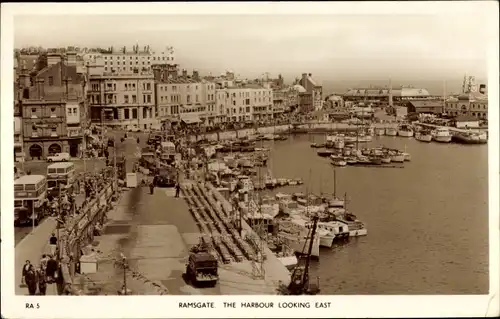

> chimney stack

[
  {"left": 182, "top": 69, "right": 187, "bottom": 78},
  {"left": 153, "top": 67, "right": 161, "bottom": 82},
  {"left": 36, "top": 78, "right": 45, "bottom": 99},
  {"left": 479, "top": 84, "right": 487, "bottom": 94},
  {"left": 193, "top": 70, "right": 199, "bottom": 81},
  {"left": 20, "top": 68, "right": 31, "bottom": 88},
  {"left": 66, "top": 51, "right": 77, "bottom": 66},
  {"left": 47, "top": 53, "right": 62, "bottom": 66}
]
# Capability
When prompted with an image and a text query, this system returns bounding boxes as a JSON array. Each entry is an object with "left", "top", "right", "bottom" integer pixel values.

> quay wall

[
  {"left": 188, "top": 122, "right": 399, "bottom": 142},
  {"left": 60, "top": 183, "right": 118, "bottom": 295}
]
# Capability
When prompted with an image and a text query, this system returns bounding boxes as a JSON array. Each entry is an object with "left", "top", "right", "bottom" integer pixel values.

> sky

[{"left": 14, "top": 13, "right": 493, "bottom": 94}]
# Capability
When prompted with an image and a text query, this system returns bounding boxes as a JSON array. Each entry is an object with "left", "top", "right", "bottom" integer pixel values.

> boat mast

[{"left": 333, "top": 166, "right": 337, "bottom": 199}]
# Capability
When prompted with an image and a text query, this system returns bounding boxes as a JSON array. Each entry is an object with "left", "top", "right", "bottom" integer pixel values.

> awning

[{"left": 180, "top": 114, "right": 201, "bottom": 124}]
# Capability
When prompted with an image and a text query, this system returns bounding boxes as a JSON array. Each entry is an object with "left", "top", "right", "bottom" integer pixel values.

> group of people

[{"left": 21, "top": 233, "right": 60, "bottom": 295}]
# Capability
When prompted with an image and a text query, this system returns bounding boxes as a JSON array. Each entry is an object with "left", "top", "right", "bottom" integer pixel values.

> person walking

[
  {"left": 37, "top": 267, "right": 47, "bottom": 295},
  {"left": 45, "top": 255, "right": 58, "bottom": 283},
  {"left": 49, "top": 233, "right": 58, "bottom": 257},
  {"left": 149, "top": 180, "right": 155, "bottom": 195},
  {"left": 21, "top": 260, "right": 31, "bottom": 287},
  {"left": 25, "top": 265, "right": 38, "bottom": 295},
  {"left": 40, "top": 254, "right": 49, "bottom": 271},
  {"left": 175, "top": 182, "right": 180, "bottom": 198}
]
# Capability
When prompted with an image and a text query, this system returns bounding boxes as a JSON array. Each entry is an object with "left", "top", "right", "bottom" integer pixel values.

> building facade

[
  {"left": 81, "top": 45, "right": 175, "bottom": 76},
  {"left": 18, "top": 54, "right": 86, "bottom": 160},
  {"left": 343, "top": 86, "right": 431, "bottom": 105},
  {"left": 445, "top": 91, "right": 488, "bottom": 120},
  {"left": 88, "top": 72, "right": 156, "bottom": 129},
  {"left": 216, "top": 84, "right": 274, "bottom": 123},
  {"left": 298, "top": 73, "right": 323, "bottom": 111}
]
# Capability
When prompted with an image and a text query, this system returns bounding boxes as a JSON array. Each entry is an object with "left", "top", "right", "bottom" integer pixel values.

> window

[
  {"left": 132, "top": 95, "right": 137, "bottom": 103},
  {"left": 124, "top": 95, "right": 129, "bottom": 104},
  {"left": 73, "top": 107, "right": 77, "bottom": 113},
  {"left": 51, "top": 107, "right": 56, "bottom": 113},
  {"left": 196, "top": 95, "right": 199, "bottom": 102},
  {"left": 161, "top": 96, "right": 164, "bottom": 102},
  {"left": 233, "top": 101, "right": 236, "bottom": 106},
  {"left": 143, "top": 107, "right": 147, "bottom": 118},
  {"left": 132, "top": 108, "right": 138, "bottom": 119},
  {"left": 147, "top": 95, "right": 151, "bottom": 103},
  {"left": 187, "top": 95, "right": 191, "bottom": 103},
  {"left": 124, "top": 109, "right": 130, "bottom": 119},
  {"left": 48, "top": 76, "right": 54, "bottom": 86},
  {"left": 146, "top": 83, "right": 151, "bottom": 90}
]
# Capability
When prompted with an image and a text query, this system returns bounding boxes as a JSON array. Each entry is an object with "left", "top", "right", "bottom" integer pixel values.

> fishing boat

[
  {"left": 452, "top": 131, "right": 488, "bottom": 144},
  {"left": 432, "top": 127, "right": 452, "bottom": 143},
  {"left": 402, "top": 146, "right": 411, "bottom": 161},
  {"left": 317, "top": 150, "right": 335, "bottom": 157},
  {"left": 415, "top": 130, "right": 432, "bottom": 142},
  {"left": 330, "top": 155, "right": 347, "bottom": 167},
  {"left": 397, "top": 124, "right": 414, "bottom": 137},
  {"left": 314, "top": 221, "right": 350, "bottom": 248},
  {"left": 385, "top": 127, "right": 397, "bottom": 136},
  {"left": 375, "top": 128, "right": 386, "bottom": 136},
  {"left": 310, "top": 143, "right": 325, "bottom": 148},
  {"left": 388, "top": 151, "right": 405, "bottom": 163}
]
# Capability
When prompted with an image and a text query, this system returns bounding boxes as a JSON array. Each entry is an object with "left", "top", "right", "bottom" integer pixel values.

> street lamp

[{"left": 119, "top": 253, "right": 128, "bottom": 295}]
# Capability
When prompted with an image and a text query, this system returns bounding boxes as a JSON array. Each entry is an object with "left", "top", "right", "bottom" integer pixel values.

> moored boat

[
  {"left": 385, "top": 127, "right": 397, "bottom": 136},
  {"left": 432, "top": 127, "right": 452, "bottom": 143},
  {"left": 452, "top": 131, "right": 488, "bottom": 144},
  {"left": 397, "top": 124, "right": 414, "bottom": 137},
  {"left": 415, "top": 131, "right": 432, "bottom": 142}
]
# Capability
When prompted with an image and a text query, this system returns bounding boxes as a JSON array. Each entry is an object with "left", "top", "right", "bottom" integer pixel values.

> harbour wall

[
  {"left": 60, "top": 183, "right": 118, "bottom": 295},
  {"left": 188, "top": 123, "right": 399, "bottom": 142}
]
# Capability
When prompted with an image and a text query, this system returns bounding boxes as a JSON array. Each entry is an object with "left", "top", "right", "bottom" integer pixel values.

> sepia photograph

[{"left": 1, "top": 2, "right": 499, "bottom": 318}]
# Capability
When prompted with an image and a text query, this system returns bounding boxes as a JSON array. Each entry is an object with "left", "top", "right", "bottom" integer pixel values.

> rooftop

[
  {"left": 408, "top": 100, "right": 444, "bottom": 108},
  {"left": 455, "top": 115, "right": 479, "bottom": 122}
]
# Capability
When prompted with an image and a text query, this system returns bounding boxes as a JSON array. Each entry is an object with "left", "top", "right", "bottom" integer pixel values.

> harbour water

[{"left": 261, "top": 134, "right": 488, "bottom": 294}]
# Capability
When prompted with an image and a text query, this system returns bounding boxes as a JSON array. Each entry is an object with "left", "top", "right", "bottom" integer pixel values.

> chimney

[
  {"left": 153, "top": 67, "right": 161, "bottom": 82},
  {"left": 20, "top": 68, "right": 30, "bottom": 88},
  {"left": 193, "top": 70, "right": 199, "bottom": 81},
  {"left": 479, "top": 84, "right": 486, "bottom": 94},
  {"left": 308, "top": 73, "right": 312, "bottom": 77},
  {"left": 66, "top": 52, "right": 77, "bottom": 66},
  {"left": 47, "top": 53, "right": 62, "bottom": 66},
  {"left": 36, "top": 78, "right": 45, "bottom": 99},
  {"left": 182, "top": 69, "right": 187, "bottom": 78}
]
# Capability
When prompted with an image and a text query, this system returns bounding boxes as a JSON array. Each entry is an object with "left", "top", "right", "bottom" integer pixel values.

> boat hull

[
  {"left": 398, "top": 130, "right": 414, "bottom": 137},
  {"left": 319, "top": 235, "right": 335, "bottom": 248},
  {"left": 415, "top": 133, "right": 432, "bottom": 142},
  {"left": 349, "top": 228, "right": 368, "bottom": 237},
  {"left": 391, "top": 155, "right": 405, "bottom": 163},
  {"left": 433, "top": 136, "right": 452, "bottom": 143},
  {"left": 289, "top": 235, "right": 320, "bottom": 259},
  {"left": 452, "top": 135, "right": 487, "bottom": 144},
  {"left": 385, "top": 128, "right": 397, "bottom": 136}
]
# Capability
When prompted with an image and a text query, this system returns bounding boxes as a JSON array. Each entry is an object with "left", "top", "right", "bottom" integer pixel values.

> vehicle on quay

[
  {"left": 140, "top": 152, "right": 157, "bottom": 171},
  {"left": 127, "top": 125, "right": 141, "bottom": 132},
  {"left": 160, "top": 141, "right": 176, "bottom": 164},
  {"left": 14, "top": 175, "right": 47, "bottom": 226},
  {"left": 47, "top": 152, "right": 70, "bottom": 162},
  {"left": 185, "top": 238, "right": 219, "bottom": 287},
  {"left": 155, "top": 166, "right": 176, "bottom": 187},
  {"left": 46, "top": 162, "right": 76, "bottom": 198},
  {"left": 432, "top": 127, "right": 453, "bottom": 143}
]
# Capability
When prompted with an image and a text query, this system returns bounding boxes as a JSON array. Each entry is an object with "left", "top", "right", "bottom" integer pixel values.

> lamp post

[{"left": 120, "top": 253, "right": 128, "bottom": 295}]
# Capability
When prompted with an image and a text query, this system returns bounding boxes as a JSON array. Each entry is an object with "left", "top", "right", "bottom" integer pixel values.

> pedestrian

[
  {"left": 40, "top": 254, "right": 48, "bottom": 271},
  {"left": 25, "top": 265, "right": 38, "bottom": 295},
  {"left": 45, "top": 255, "right": 58, "bottom": 283},
  {"left": 149, "top": 180, "right": 155, "bottom": 195},
  {"left": 175, "top": 182, "right": 180, "bottom": 198},
  {"left": 21, "top": 260, "right": 31, "bottom": 286},
  {"left": 37, "top": 267, "right": 47, "bottom": 295},
  {"left": 49, "top": 233, "right": 58, "bottom": 256}
]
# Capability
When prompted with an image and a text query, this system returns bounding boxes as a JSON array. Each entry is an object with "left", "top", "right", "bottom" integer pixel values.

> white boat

[
  {"left": 316, "top": 221, "right": 350, "bottom": 248},
  {"left": 402, "top": 153, "right": 411, "bottom": 161},
  {"left": 397, "top": 125, "right": 414, "bottom": 137},
  {"left": 330, "top": 155, "right": 347, "bottom": 167},
  {"left": 381, "top": 156, "right": 391, "bottom": 164},
  {"left": 432, "top": 127, "right": 452, "bottom": 143},
  {"left": 338, "top": 219, "right": 368, "bottom": 237},
  {"left": 385, "top": 127, "right": 397, "bottom": 136},
  {"left": 389, "top": 151, "right": 405, "bottom": 163},
  {"left": 277, "top": 255, "right": 298, "bottom": 271},
  {"left": 477, "top": 131, "right": 488, "bottom": 143},
  {"left": 415, "top": 131, "right": 432, "bottom": 142},
  {"left": 375, "top": 128, "right": 386, "bottom": 136},
  {"left": 357, "top": 135, "right": 372, "bottom": 143}
]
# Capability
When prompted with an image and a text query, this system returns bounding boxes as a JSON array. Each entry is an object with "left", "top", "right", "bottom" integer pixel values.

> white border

[{"left": 1, "top": 2, "right": 499, "bottom": 318}]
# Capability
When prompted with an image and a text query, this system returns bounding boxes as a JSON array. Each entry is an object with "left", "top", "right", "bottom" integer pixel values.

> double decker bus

[
  {"left": 47, "top": 162, "right": 76, "bottom": 198},
  {"left": 14, "top": 175, "right": 47, "bottom": 226}
]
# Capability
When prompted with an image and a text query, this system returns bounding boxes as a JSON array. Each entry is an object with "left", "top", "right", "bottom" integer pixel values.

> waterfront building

[
  {"left": 272, "top": 89, "right": 286, "bottom": 118},
  {"left": 18, "top": 53, "right": 86, "bottom": 160},
  {"left": 453, "top": 115, "right": 481, "bottom": 129},
  {"left": 154, "top": 68, "right": 219, "bottom": 126},
  {"left": 407, "top": 100, "right": 444, "bottom": 115},
  {"left": 216, "top": 83, "right": 273, "bottom": 123},
  {"left": 81, "top": 45, "right": 175, "bottom": 76},
  {"left": 445, "top": 91, "right": 488, "bottom": 120},
  {"left": 343, "top": 86, "right": 431, "bottom": 105},
  {"left": 88, "top": 71, "right": 156, "bottom": 130},
  {"left": 323, "top": 94, "right": 350, "bottom": 120}
]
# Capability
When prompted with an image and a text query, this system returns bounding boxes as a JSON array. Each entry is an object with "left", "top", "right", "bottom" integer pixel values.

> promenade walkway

[{"left": 15, "top": 217, "right": 59, "bottom": 295}]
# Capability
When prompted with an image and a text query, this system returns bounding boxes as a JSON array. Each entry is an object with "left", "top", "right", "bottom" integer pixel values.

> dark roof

[{"left": 408, "top": 100, "right": 443, "bottom": 108}]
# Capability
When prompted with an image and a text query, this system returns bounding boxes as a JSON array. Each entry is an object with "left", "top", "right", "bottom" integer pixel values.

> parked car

[
  {"left": 128, "top": 125, "right": 141, "bottom": 133},
  {"left": 47, "top": 152, "right": 70, "bottom": 162}
]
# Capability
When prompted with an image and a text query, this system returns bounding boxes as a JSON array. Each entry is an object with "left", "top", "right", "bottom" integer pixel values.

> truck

[
  {"left": 155, "top": 166, "right": 176, "bottom": 187},
  {"left": 185, "top": 243, "right": 219, "bottom": 288}
]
